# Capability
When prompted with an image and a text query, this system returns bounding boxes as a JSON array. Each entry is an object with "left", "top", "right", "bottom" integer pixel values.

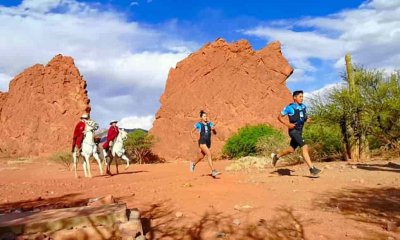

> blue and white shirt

[
  {"left": 281, "top": 103, "right": 308, "bottom": 130},
  {"left": 194, "top": 122, "right": 214, "bottom": 133}
]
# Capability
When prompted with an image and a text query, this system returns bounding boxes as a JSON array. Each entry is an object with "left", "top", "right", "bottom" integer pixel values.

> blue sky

[{"left": 0, "top": 0, "right": 399, "bottom": 129}]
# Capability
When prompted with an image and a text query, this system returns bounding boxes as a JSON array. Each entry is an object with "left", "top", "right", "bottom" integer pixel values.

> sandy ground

[{"left": 0, "top": 157, "right": 399, "bottom": 240}]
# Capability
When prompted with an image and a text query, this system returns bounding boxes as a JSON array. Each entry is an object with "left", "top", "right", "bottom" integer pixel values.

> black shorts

[
  {"left": 289, "top": 129, "right": 305, "bottom": 149},
  {"left": 198, "top": 137, "right": 211, "bottom": 149}
]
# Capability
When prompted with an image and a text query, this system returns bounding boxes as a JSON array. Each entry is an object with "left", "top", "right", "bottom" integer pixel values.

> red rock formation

[
  {"left": 150, "top": 38, "right": 294, "bottom": 161},
  {"left": 0, "top": 54, "right": 90, "bottom": 156}
]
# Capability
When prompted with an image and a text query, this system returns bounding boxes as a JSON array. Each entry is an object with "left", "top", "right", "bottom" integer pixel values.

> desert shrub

[
  {"left": 255, "top": 131, "right": 303, "bottom": 164},
  {"left": 303, "top": 123, "right": 344, "bottom": 161},
  {"left": 225, "top": 156, "right": 269, "bottom": 172},
  {"left": 255, "top": 130, "right": 287, "bottom": 156},
  {"left": 223, "top": 124, "right": 285, "bottom": 158},
  {"left": 51, "top": 151, "right": 72, "bottom": 170},
  {"left": 125, "top": 130, "right": 162, "bottom": 164}
]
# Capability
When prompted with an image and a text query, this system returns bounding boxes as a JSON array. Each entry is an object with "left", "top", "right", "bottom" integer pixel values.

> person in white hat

[
  {"left": 102, "top": 120, "right": 119, "bottom": 153},
  {"left": 72, "top": 113, "right": 89, "bottom": 156}
]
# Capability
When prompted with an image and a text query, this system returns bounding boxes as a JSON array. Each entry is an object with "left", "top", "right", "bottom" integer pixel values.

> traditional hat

[{"left": 110, "top": 120, "right": 118, "bottom": 125}]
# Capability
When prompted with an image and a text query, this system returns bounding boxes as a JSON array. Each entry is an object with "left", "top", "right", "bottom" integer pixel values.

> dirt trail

[{"left": 0, "top": 157, "right": 399, "bottom": 239}]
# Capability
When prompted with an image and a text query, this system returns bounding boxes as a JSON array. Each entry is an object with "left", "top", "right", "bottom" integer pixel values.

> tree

[
  {"left": 357, "top": 70, "right": 400, "bottom": 150},
  {"left": 125, "top": 130, "right": 155, "bottom": 164},
  {"left": 310, "top": 57, "right": 400, "bottom": 161}
]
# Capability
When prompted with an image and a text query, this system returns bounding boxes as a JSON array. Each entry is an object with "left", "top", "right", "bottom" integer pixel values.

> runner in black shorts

[
  {"left": 190, "top": 110, "right": 220, "bottom": 177},
  {"left": 289, "top": 129, "right": 305, "bottom": 149},
  {"left": 271, "top": 90, "right": 322, "bottom": 177}
]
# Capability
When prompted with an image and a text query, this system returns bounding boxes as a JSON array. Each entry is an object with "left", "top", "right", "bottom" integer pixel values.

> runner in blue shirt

[
  {"left": 271, "top": 90, "right": 322, "bottom": 177},
  {"left": 190, "top": 110, "right": 220, "bottom": 177}
]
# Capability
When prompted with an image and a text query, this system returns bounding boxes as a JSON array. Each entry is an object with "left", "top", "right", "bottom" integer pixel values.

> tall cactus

[
  {"left": 345, "top": 54, "right": 355, "bottom": 93},
  {"left": 343, "top": 54, "right": 356, "bottom": 161},
  {"left": 344, "top": 53, "right": 369, "bottom": 162}
]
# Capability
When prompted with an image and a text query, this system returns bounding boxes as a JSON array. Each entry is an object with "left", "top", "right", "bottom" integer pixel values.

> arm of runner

[
  {"left": 191, "top": 126, "right": 199, "bottom": 142},
  {"left": 210, "top": 121, "right": 216, "bottom": 129},
  {"left": 212, "top": 119, "right": 218, "bottom": 127},
  {"left": 210, "top": 122, "right": 217, "bottom": 134},
  {"left": 278, "top": 114, "right": 296, "bottom": 129},
  {"left": 279, "top": 105, "right": 296, "bottom": 129},
  {"left": 190, "top": 128, "right": 198, "bottom": 142}
]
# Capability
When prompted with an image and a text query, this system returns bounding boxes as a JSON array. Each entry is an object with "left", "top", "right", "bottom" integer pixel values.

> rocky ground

[{"left": 0, "top": 157, "right": 399, "bottom": 239}]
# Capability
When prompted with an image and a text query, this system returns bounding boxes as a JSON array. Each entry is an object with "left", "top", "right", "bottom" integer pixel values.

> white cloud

[
  {"left": 19, "top": 0, "right": 64, "bottom": 13},
  {"left": 79, "top": 51, "right": 189, "bottom": 88},
  {"left": 244, "top": 0, "right": 400, "bottom": 88},
  {"left": 0, "top": 0, "right": 196, "bottom": 127},
  {"left": 304, "top": 82, "right": 346, "bottom": 106},
  {"left": 0, "top": 1, "right": 192, "bottom": 78},
  {"left": 0, "top": 73, "right": 12, "bottom": 92},
  {"left": 118, "top": 115, "right": 154, "bottom": 130},
  {"left": 130, "top": 1, "right": 139, "bottom": 6},
  {"left": 245, "top": 27, "right": 345, "bottom": 61},
  {"left": 244, "top": 27, "right": 345, "bottom": 84},
  {"left": 364, "top": 0, "right": 400, "bottom": 10},
  {"left": 286, "top": 67, "right": 315, "bottom": 83},
  {"left": 306, "top": 83, "right": 344, "bottom": 98}
]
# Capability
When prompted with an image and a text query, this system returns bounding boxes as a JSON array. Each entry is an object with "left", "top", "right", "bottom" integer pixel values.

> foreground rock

[
  {"left": 150, "top": 38, "right": 293, "bottom": 161},
  {"left": 0, "top": 54, "right": 90, "bottom": 156},
  {"left": 87, "top": 194, "right": 115, "bottom": 207},
  {"left": 0, "top": 203, "right": 143, "bottom": 240}
]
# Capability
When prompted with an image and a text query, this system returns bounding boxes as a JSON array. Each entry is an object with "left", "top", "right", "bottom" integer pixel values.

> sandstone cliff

[
  {"left": 0, "top": 55, "right": 90, "bottom": 156},
  {"left": 150, "top": 38, "right": 294, "bottom": 161}
]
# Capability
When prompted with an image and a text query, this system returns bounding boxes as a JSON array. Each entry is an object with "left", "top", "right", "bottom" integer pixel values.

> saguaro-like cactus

[
  {"left": 345, "top": 54, "right": 355, "bottom": 92},
  {"left": 344, "top": 53, "right": 370, "bottom": 162}
]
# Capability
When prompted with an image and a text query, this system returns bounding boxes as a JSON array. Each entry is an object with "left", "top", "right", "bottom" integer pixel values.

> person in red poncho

[
  {"left": 72, "top": 113, "right": 89, "bottom": 156},
  {"left": 103, "top": 120, "right": 119, "bottom": 153}
]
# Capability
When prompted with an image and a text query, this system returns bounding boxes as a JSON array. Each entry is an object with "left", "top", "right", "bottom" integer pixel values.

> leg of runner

[
  {"left": 271, "top": 147, "right": 295, "bottom": 167},
  {"left": 190, "top": 149, "right": 205, "bottom": 172},
  {"left": 199, "top": 144, "right": 214, "bottom": 171}
]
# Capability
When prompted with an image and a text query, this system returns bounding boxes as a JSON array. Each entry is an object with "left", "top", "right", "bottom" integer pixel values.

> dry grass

[
  {"left": 50, "top": 151, "right": 72, "bottom": 170},
  {"left": 7, "top": 157, "right": 33, "bottom": 165},
  {"left": 225, "top": 154, "right": 303, "bottom": 172},
  {"left": 225, "top": 156, "right": 270, "bottom": 172}
]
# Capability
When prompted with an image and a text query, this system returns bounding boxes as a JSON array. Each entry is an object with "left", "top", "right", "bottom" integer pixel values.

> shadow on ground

[
  {"left": 270, "top": 168, "right": 296, "bottom": 176},
  {"left": 0, "top": 193, "right": 89, "bottom": 214},
  {"left": 141, "top": 200, "right": 313, "bottom": 240},
  {"left": 0, "top": 193, "right": 129, "bottom": 239},
  {"left": 354, "top": 161, "right": 400, "bottom": 173},
  {"left": 314, "top": 186, "right": 400, "bottom": 238}
]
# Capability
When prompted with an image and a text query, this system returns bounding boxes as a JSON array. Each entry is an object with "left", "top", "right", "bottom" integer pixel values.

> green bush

[
  {"left": 303, "top": 123, "right": 344, "bottom": 161},
  {"left": 256, "top": 132, "right": 302, "bottom": 165},
  {"left": 50, "top": 151, "right": 72, "bottom": 170},
  {"left": 255, "top": 130, "right": 287, "bottom": 156},
  {"left": 310, "top": 67, "right": 400, "bottom": 159},
  {"left": 125, "top": 130, "right": 157, "bottom": 164},
  {"left": 223, "top": 124, "right": 285, "bottom": 158}
]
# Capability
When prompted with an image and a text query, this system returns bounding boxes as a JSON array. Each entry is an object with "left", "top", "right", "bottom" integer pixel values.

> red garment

[
  {"left": 72, "top": 121, "right": 86, "bottom": 150},
  {"left": 103, "top": 126, "right": 119, "bottom": 149}
]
